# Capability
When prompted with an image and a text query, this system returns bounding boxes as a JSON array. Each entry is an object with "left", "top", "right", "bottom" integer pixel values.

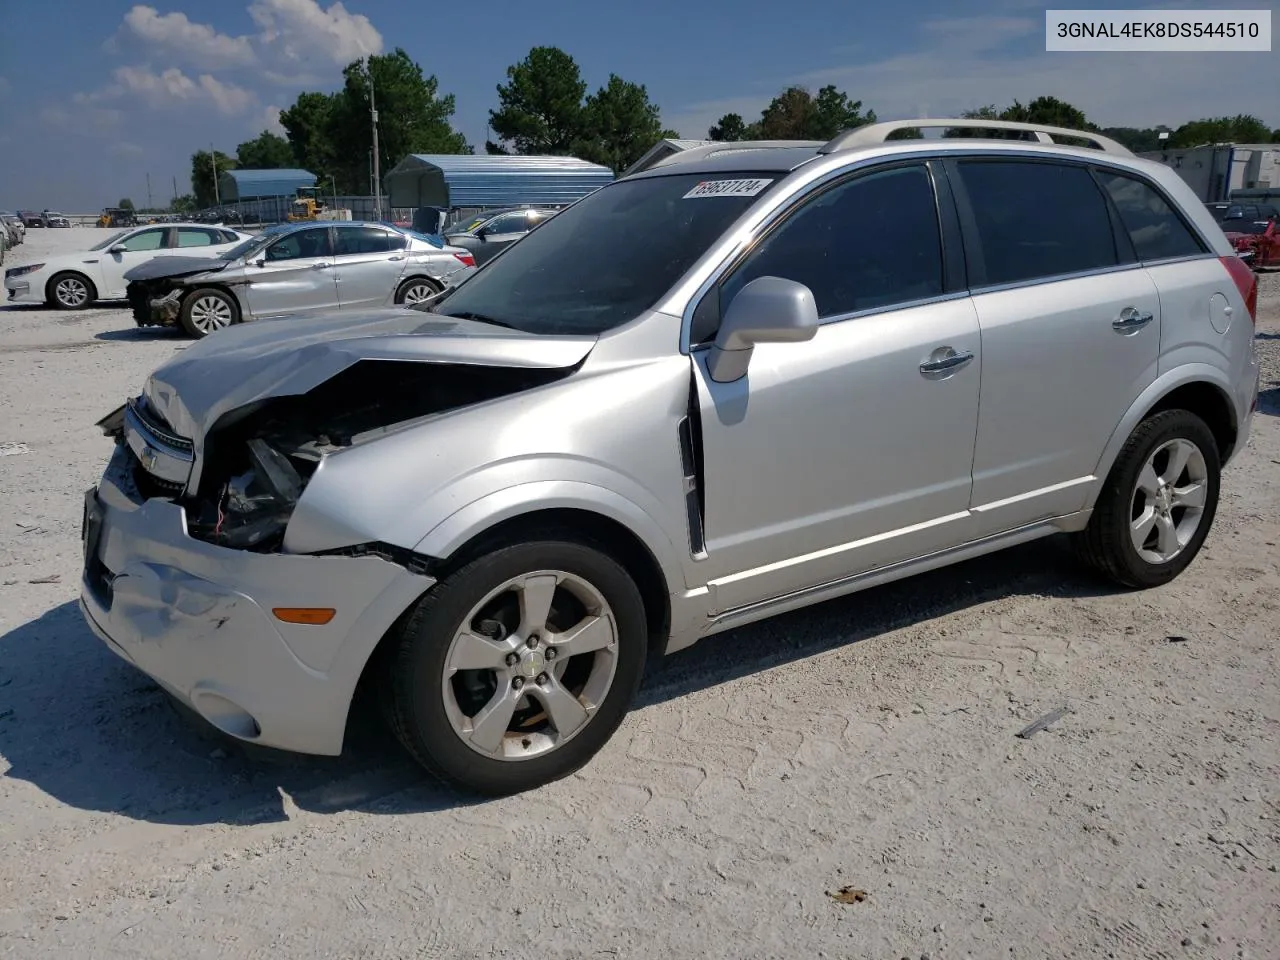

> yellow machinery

[{"left": 286, "top": 187, "right": 327, "bottom": 222}]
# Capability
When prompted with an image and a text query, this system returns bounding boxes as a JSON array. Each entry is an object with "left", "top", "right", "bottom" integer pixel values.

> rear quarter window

[{"left": 1096, "top": 172, "right": 1205, "bottom": 261}]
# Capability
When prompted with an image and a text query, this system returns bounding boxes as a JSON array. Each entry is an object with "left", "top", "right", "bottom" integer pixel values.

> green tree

[
  {"left": 489, "top": 46, "right": 588, "bottom": 154},
  {"left": 190, "top": 149, "right": 236, "bottom": 208},
  {"left": 236, "top": 130, "right": 295, "bottom": 169},
  {"left": 945, "top": 99, "right": 1094, "bottom": 139},
  {"left": 171, "top": 194, "right": 197, "bottom": 213},
  {"left": 280, "top": 91, "right": 338, "bottom": 181},
  {"left": 1168, "top": 114, "right": 1272, "bottom": 148},
  {"left": 117, "top": 198, "right": 134, "bottom": 210},
  {"left": 1097, "top": 127, "right": 1172, "bottom": 152},
  {"left": 573, "top": 75, "right": 675, "bottom": 172},
  {"left": 325, "top": 49, "right": 469, "bottom": 193},
  {"left": 708, "top": 112, "right": 748, "bottom": 141}
]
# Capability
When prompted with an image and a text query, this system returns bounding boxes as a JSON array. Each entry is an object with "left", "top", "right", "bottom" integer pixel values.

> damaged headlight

[{"left": 191, "top": 438, "right": 305, "bottom": 550}]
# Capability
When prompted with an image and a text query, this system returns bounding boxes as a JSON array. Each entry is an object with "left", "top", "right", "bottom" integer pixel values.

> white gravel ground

[{"left": 1, "top": 228, "right": 1278, "bottom": 960}]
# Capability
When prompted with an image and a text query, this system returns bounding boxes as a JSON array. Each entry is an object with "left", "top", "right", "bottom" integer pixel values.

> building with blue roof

[
  {"left": 384, "top": 154, "right": 614, "bottom": 211},
  {"left": 219, "top": 168, "right": 318, "bottom": 201}
]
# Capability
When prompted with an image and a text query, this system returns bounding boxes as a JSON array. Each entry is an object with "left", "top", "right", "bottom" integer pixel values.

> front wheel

[
  {"left": 1075, "top": 409, "right": 1220, "bottom": 589},
  {"left": 48, "top": 271, "right": 96, "bottom": 309},
  {"left": 380, "top": 539, "right": 648, "bottom": 795},
  {"left": 179, "top": 288, "right": 240, "bottom": 338}
]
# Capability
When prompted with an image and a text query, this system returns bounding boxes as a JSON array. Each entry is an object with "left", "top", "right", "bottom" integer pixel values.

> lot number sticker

[{"left": 683, "top": 178, "right": 773, "bottom": 199}]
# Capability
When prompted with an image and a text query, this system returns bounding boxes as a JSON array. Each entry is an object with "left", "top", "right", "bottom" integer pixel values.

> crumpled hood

[
  {"left": 143, "top": 306, "right": 598, "bottom": 443},
  {"left": 124, "top": 256, "right": 228, "bottom": 283}
]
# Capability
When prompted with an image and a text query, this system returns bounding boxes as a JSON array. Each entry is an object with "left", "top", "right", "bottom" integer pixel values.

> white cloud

[
  {"left": 262, "top": 104, "right": 286, "bottom": 135},
  {"left": 121, "top": 5, "right": 255, "bottom": 68},
  {"left": 41, "top": 102, "right": 123, "bottom": 132},
  {"left": 666, "top": 20, "right": 1278, "bottom": 139},
  {"left": 248, "top": 0, "right": 382, "bottom": 68},
  {"left": 80, "top": 66, "right": 256, "bottom": 117}
]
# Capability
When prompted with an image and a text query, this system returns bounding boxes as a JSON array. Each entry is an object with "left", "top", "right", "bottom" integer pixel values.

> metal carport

[
  {"left": 384, "top": 155, "right": 614, "bottom": 210},
  {"left": 219, "top": 168, "right": 317, "bottom": 201}
]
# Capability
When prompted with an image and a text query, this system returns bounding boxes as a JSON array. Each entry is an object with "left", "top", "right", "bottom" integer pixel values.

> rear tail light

[
  {"left": 453, "top": 252, "right": 476, "bottom": 268},
  {"left": 1219, "top": 255, "right": 1257, "bottom": 325}
]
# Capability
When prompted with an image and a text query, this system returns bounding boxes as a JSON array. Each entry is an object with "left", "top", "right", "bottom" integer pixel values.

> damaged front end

[
  {"left": 108, "top": 358, "right": 578, "bottom": 554},
  {"left": 124, "top": 256, "right": 229, "bottom": 327}
]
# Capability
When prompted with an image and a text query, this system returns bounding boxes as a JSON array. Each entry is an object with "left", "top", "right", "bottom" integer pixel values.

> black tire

[
  {"left": 381, "top": 538, "right": 648, "bottom": 795},
  {"left": 1074, "top": 409, "right": 1220, "bottom": 589},
  {"left": 394, "top": 276, "right": 440, "bottom": 306},
  {"left": 47, "top": 271, "right": 97, "bottom": 309},
  {"left": 178, "top": 287, "right": 240, "bottom": 338}
]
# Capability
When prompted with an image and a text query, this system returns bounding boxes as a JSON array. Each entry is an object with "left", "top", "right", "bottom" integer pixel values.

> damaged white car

[{"left": 123, "top": 220, "right": 477, "bottom": 337}]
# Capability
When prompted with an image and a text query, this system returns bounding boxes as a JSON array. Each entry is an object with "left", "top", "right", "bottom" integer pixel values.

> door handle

[
  {"left": 919, "top": 349, "right": 975, "bottom": 374},
  {"left": 1112, "top": 307, "right": 1153, "bottom": 332},
  {"left": 388, "top": 255, "right": 405, "bottom": 261},
  {"left": 312, "top": 262, "right": 331, "bottom": 270}
]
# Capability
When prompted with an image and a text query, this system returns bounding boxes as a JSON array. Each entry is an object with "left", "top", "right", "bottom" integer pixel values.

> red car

[{"left": 1224, "top": 219, "right": 1280, "bottom": 269}]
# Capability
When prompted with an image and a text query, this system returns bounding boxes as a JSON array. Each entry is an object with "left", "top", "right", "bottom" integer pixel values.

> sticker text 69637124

[{"left": 682, "top": 178, "right": 774, "bottom": 199}]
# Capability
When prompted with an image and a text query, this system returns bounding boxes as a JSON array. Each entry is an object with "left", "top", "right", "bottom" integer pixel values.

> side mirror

[
  {"left": 706, "top": 276, "right": 820, "bottom": 383},
  {"left": 253, "top": 258, "right": 267, "bottom": 267},
  {"left": 109, "top": 244, "right": 127, "bottom": 254},
  {"left": 475, "top": 225, "right": 490, "bottom": 240}
]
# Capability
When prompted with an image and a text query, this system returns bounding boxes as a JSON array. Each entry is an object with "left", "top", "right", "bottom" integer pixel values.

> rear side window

[
  {"left": 176, "top": 228, "right": 221, "bottom": 248},
  {"left": 956, "top": 160, "right": 1118, "bottom": 286},
  {"left": 333, "top": 226, "right": 395, "bottom": 255},
  {"left": 718, "top": 164, "right": 944, "bottom": 322},
  {"left": 1096, "top": 172, "right": 1204, "bottom": 261}
]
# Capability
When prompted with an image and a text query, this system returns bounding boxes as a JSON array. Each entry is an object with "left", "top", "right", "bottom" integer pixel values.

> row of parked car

[
  {"left": 3, "top": 218, "right": 479, "bottom": 336},
  {"left": 1206, "top": 199, "right": 1280, "bottom": 268},
  {"left": 0, "top": 211, "right": 26, "bottom": 261}
]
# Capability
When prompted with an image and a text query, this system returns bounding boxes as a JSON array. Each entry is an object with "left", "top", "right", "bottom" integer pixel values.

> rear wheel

[
  {"left": 1075, "top": 409, "right": 1220, "bottom": 588},
  {"left": 179, "top": 288, "right": 239, "bottom": 338},
  {"left": 47, "top": 272, "right": 96, "bottom": 309},
  {"left": 380, "top": 538, "right": 648, "bottom": 795},
  {"left": 394, "top": 276, "right": 440, "bottom": 306}
]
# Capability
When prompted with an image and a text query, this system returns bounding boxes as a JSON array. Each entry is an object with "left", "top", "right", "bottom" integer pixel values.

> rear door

[
  {"left": 98, "top": 226, "right": 171, "bottom": 298},
  {"left": 949, "top": 157, "right": 1162, "bottom": 536},
  {"left": 330, "top": 225, "right": 409, "bottom": 308},
  {"left": 242, "top": 226, "right": 339, "bottom": 318}
]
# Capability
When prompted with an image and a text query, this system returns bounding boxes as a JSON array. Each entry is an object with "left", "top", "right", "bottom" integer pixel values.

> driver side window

[
  {"left": 266, "top": 227, "right": 333, "bottom": 261},
  {"left": 119, "top": 229, "right": 166, "bottom": 252},
  {"left": 692, "top": 164, "right": 944, "bottom": 343}
]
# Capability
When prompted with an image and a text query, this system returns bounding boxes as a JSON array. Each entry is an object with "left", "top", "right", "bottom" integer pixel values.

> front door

[
  {"left": 99, "top": 226, "right": 170, "bottom": 298},
  {"left": 243, "top": 226, "right": 339, "bottom": 318},
  {"left": 331, "top": 225, "right": 408, "bottom": 308},
  {"left": 690, "top": 163, "right": 982, "bottom": 613}
]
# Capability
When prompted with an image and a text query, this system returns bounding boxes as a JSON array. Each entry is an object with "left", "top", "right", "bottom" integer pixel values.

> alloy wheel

[
  {"left": 440, "top": 570, "right": 619, "bottom": 761},
  {"left": 189, "top": 295, "right": 234, "bottom": 333},
  {"left": 55, "top": 276, "right": 89, "bottom": 307},
  {"left": 1129, "top": 437, "right": 1209, "bottom": 564}
]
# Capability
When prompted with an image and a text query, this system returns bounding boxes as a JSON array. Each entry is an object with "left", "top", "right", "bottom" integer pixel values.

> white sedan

[{"left": 4, "top": 222, "right": 254, "bottom": 309}]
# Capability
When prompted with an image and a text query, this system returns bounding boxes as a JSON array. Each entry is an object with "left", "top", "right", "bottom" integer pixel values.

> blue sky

[{"left": 0, "top": 0, "right": 1276, "bottom": 211}]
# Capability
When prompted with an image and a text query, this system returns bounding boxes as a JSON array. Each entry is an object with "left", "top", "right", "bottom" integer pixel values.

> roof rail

[
  {"left": 651, "top": 140, "right": 824, "bottom": 169},
  {"left": 818, "top": 119, "right": 1134, "bottom": 157}
]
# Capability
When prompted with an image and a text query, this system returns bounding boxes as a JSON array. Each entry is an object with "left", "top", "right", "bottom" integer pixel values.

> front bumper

[
  {"left": 5, "top": 278, "right": 36, "bottom": 302},
  {"left": 128, "top": 284, "right": 182, "bottom": 326},
  {"left": 80, "top": 444, "right": 435, "bottom": 755}
]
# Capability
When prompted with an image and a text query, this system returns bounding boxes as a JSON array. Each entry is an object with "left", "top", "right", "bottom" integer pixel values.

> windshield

[
  {"left": 90, "top": 230, "right": 130, "bottom": 251},
  {"left": 1228, "top": 220, "right": 1271, "bottom": 235},
  {"left": 432, "top": 172, "right": 782, "bottom": 335},
  {"left": 220, "top": 232, "right": 276, "bottom": 261}
]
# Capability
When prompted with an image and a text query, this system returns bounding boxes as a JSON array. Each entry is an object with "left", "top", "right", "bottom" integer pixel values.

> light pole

[
  {"left": 368, "top": 57, "right": 382, "bottom": 222},
  {"left": 211, "top": 143, "right": 220, "bottom": 207}
]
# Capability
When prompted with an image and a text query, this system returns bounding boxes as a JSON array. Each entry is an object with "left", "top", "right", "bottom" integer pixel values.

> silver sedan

[{"left": 123, "top": 221, "right": 478, "bottom": 338}]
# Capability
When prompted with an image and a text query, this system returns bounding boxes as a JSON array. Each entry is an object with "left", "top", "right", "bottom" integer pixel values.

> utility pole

[
  {"left": 146, "top": 172, "right": 153, "bottom": 211},
  {"left": 172, "top": 176, "right": 178, "bottom": 208},
  {"left": 368, "top": 57, "right": 382, "bottom": 222},
  {"left": 211, "top": 143, "right": 220, "bottom": 207}
]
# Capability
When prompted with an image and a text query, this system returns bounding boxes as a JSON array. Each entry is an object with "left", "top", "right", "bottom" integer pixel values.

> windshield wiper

[{"left": 439, "top": 311, "right": 519, "bottom": 330}]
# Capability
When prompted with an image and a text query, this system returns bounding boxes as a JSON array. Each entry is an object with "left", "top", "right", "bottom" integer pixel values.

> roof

[
  {"left": 219, "top": 168, "right": 317, "bottom": 200},
  {"left": 630, "top": 146, "right": 822, "bottom": 177},
  {"left": 621, "top": 138, "right": 714, "bottom": 178},
  {"left": 385, "top": 154, "right": 614, "bottom": 209}
]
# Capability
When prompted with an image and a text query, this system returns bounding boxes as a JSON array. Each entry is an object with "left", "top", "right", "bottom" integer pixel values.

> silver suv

[{"left": 81, "top": 120, "right": 1261, "bottom": 795}]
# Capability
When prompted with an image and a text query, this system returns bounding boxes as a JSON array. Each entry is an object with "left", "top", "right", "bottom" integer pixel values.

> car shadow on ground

[
  {"left": 94, "top": 327, "right": 184, "bottom": 342},
  {"left": 1258, "top": 384, "right": 1280, "bottom": 417},
  {"left": 0, "top": 537, "right": 1115, "bottom": 826}
]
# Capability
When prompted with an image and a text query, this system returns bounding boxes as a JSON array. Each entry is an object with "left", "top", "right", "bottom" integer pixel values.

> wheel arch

[
  {"left": 394, "top": 274, "right": 443, "bottom": 302},
  {"left": 45, "top": 269, "right": 98, "bottom": 305},
  {"left": 1087, "top": 366, "right": 1239, "bottom": 509}
]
